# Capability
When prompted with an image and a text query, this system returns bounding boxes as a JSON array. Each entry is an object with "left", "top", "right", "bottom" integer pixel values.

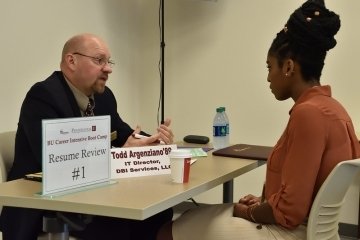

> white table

[{"left": 0, "top": 153, "right": 258, "bottom": 220}]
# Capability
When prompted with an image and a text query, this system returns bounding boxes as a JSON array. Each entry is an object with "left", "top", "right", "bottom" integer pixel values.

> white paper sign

[
  {"left": 110, "top": 144, "right": 177, "bottom": 179},
  {"left": 42, "top": 116, "right": 111, "bottom": 195}
]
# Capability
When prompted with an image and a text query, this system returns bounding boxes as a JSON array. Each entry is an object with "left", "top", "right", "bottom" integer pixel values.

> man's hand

[
  {"left": 123, "top": 126, "right": 160, "bottom": 147},
  {"left": 157, "top": 118, "right": 174, "bottom": 145},
  {"left": 123, "top": 118, "right": 174, "bottom": 147}
]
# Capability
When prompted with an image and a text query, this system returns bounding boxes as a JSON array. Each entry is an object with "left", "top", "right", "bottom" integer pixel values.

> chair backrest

[
  {"left": 0, "top": 131, "right": 16, "bottom": 182},
  {"left": 307, "top": 158, "right": 360, "bottom": 240}
]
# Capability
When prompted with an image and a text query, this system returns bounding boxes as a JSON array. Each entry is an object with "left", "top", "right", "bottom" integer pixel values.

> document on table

[{"left": 178, "top": 147, "right": 209, "bottom": 164}]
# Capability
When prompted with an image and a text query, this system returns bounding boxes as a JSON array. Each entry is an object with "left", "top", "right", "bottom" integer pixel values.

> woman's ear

[{"left": 282, "top": 59, "right": 295, "bottom": 76}]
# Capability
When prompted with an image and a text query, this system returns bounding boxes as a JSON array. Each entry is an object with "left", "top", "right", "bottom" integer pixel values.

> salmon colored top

[{"left": 266, "top": 85, "right": 360, "bottom": 229}]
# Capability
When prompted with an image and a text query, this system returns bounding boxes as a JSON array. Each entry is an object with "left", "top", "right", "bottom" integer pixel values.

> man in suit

[{"left": 0, "top": 33, "right": 174, "bottom": 240}]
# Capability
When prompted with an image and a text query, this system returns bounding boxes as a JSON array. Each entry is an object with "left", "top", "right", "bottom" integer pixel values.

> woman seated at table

[{"left": 156, "top": 0, "right": 360, "bottom": 239}]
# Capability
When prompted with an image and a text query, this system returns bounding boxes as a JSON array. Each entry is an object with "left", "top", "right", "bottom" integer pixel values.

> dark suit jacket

[{"left": 0, "top": 71, "right": 136, "bottom": 239}]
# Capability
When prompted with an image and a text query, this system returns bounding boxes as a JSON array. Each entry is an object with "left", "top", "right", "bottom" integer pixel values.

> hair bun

[{"left": 285, "top": 0, "right": 341, "bottom": 51}]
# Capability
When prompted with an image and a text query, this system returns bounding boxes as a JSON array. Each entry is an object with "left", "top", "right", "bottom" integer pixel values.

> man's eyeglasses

[{"left": 72, "top": 52, "right": 115, "bottom": 68}]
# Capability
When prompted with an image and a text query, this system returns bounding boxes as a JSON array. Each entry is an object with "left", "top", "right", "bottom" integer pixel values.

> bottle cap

[{"left": 216, "top": 107, "right": 224, "bottom": 113}]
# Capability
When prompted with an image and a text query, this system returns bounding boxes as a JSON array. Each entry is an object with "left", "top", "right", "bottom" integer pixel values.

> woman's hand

[
  {"left": 238, "top": 194, "right": 261, "bottom": 206},
  {"left": 233, "top": 194, "right": 261, "bottom": 220},
  {"left": 233, "top": 203, "right": 249, "bottom": 219}
]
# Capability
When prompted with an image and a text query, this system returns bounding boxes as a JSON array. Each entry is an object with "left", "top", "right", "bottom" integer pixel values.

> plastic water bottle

[
  {"left": 213, "top": 107, "right": 227, "bottom": 149},
  {"left": 220, "top": 107, "right": 230, "bottom": 147}
]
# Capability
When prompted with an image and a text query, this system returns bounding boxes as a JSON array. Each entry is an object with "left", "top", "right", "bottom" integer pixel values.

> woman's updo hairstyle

[{"left": 269, "top": 0, "right": 341, "bottom": 81}]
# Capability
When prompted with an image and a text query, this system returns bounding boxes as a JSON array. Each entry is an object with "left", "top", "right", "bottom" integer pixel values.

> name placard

[
  {"left": 111, "top": 144, "right": 177, "bottom": 178},
  {"left": 42, "top": 116, "right": 111, "bottom": 195}
]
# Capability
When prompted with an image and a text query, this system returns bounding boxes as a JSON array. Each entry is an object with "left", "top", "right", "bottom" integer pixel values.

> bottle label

[{"left": 213, "top": 125, "right": 227, "bottom": 137}]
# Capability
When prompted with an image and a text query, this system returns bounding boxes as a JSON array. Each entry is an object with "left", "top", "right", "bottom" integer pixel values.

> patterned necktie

[{"left": 84, "top": 98, "right": 95, "bottom": 117}]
